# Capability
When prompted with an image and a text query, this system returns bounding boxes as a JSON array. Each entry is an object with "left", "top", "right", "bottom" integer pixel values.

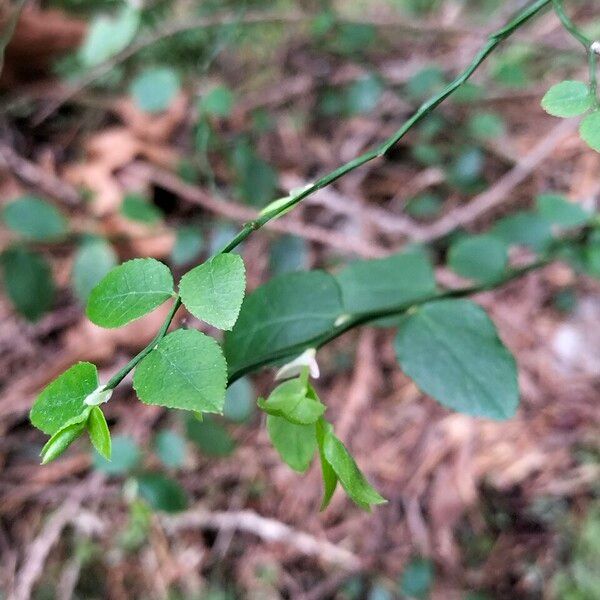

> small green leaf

[
  {"left": 541, "top": 80, "right": 593, "bottom": 118},
  {"left": 154, "top": 430, "right": 187, "bottom": 469},
  {"left": 345, "top": 74, "right": 383, "bottom": 115},
  {"left": 87, "top": 258, "right": 174, "bottom": 328},
  {"left": 30, "top": 362, "right": 99, "bottom": 435},
  {"left": 199, "top": 86, "right": 234, "bottom": 117},
  {"left": 41, "top": 419, "right": 87, "bottom": 464},
  {"left": 224, "top": 377, "right": 255, "bottom": 423},
  {"left": 1, "top": 247, "right": 55, "bottom": 321},
  {"left": 258, "top": 379, "right": 325, "bottom": 425},
  {"left": 133, "top": 329, "right": 227, "bottom": 414},
  {"left": 179, "top": 254, "right": 246, "bottom": 330},
  {"left": 87, "top": 406, "right": 111, "bottom": 460},
  {"left": 406, "top": 194, "right": 443, "bottom": 220},
  {"left": 120, "top": 194, "right": 163, "bottom": 225},
  {"left": 130, "top": 67, "right": 180, "bottom": 113},
  {"left": 468, "top": 112, "right": 505, "bottom": 139},
  {"left": 399, "top": 557, "right": 434, "bottom": 598},
  {"left": 93, "top": 435, "right": 140, "bottom": 475},
  {"left": 224, "top": 271, "right": 343, "bottom": 376},
  {"left": 2, "top": 196, "right": 67, "bottom": 241},
  {"left": 136, "top": 473, "right": 188, "bottom": 513},
  {"left": 79, "top": 5, "right": 139, "bottom": 67},
  {"left": 321, "top": 422, "right": 386, "bottom": 510},
  {"left": 72, "top": 236, "right": 117, "bottom": 304},
  {"left": 186, "top": 415, "right": 235, "bottom": 457},
  {"left": 491, "top": 211, "right": 553, "bottom": 251},
  {"left": 336, "top": 248, "right": 436, "bottom": 315},
  {"left": 266, "top": 415, "right": 316, "bottom": 473},
  {"left": 536, "top": 193, "right": 589, "bottom": 228},
  {"left": 171, "top": 225, "right": 203, "bottom": 266},
  {"left": 316, "top": 418, "right": 337, "bottom": 510},
  {"left": 579, "top": 110, "right": 600, "bottom": 152},
  {"left": 448, "top": 234, "right": 508, "bottom": 282},
  {"left": 395, "top": 299, "right": 518, "bottom": 420}
]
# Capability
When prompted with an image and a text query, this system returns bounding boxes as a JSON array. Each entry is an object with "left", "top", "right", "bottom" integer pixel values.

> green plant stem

[
  {"left": 100, "top": 0, "right": 551, "bottom": 394},
  {"left": 552, "top": 0, "right": 598, "bottom": 100},
  {"left": 227, "top": 257, "right": 552, "bottom": 384}
]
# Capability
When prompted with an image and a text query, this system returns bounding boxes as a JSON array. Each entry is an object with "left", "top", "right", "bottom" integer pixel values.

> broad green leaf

[
  {"left": 133, "top": 329, "right": 227, "bottom": 414},
  {"left": 87, "top": 258, "right": 174, "bottom": 328},
  {"left": 395, "top": 299, "right": 518, "bottom": 419},
  {"left": 580, "top": 111, "right": 600, "bottom": 152},
  {"left": 130, "top": 67, "right": 180, "bottom": 113},
  {"left": 154, "top": 430, "right": 187, "bottom": 469},
  {"left": 40, "top": 419, "right": 87, "bottom": 464},
  {"left": 399, "top": 557, "right": 434, "bottom": 598},
  {"left": 491, "top": 211, "right": 553, "bottom": 251},
  {"left": 448, "top": 234, "right": 508, "bottom": 282},
  {"left": 336, "top": 248, "right": 436, "bottom": 315},
  {"left": 30, "top": 362, "right": 99, "bottom": 436},
  {"left": 224, "top": 271, "right": 343, "bottom": 376},
  {"left": 136, "top": 473, "right": 188, "bottom": 513},
  {"left": 321, "top": 422, "right": 386, "bottom": 510},
  {"left": 172, "top": 225, "right": 203, "bottom": 266},
  {"left": 179, "top": 254, "right": 246, "bottom": 330},
  {"left": 541, "top": 80, "right": 593, "bottom": 118},
  {"left": 186, "top": 414, "right": 235, "bottom": 456},
  {"left": 257, "top": 379, "right": 325, "bottom": 425},
  {"left": 93, "top": 435, "right": 140, "bottom": 475},
  {"left": 87, "top": 406, "right": 111, "bottom": 460},
  {"left": 536, "top": 193, "right": 589, "bottom": 228},
  {"left": 1, "top": 247, "right": 55, "bottom": 321},
  {"left": 72, "top": 236, "right": 117, "bottom": 304},
  {"left": 2, "top": 196, "right": 67, "bottom": 241},
  {"left": 266, "top": 415, "right": 316, "bottom": 473},
  {"left": 316, "top": 418, "right": 337, "bottom": 510},
  {"left": 79, "top": 5, "right": 139, "bottom": 67},
  {"left": 224, "top": 377, "right": 255, "bottom": 423},
  {"left": 120, "top": 194, "right": 163, "bottom": 225},
  {"left": 199, "top": 86, "right": 234, "bottom": 117}
]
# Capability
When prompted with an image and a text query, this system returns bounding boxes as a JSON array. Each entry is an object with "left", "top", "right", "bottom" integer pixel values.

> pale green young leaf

[
  {"left": 267, "top": 415, "right": 316, "bottom": 473},
  {"left": 179, "top": 254, "right": 246, "bottom": 330},
  {"left": 130, "top": 67, "right": 180, "bottom": 113},
  {"left": 1, "top": 247, "right": 55, "bottom": 321},
  {"left": 336, "top": 248, "right": 436, "bottom": 315},
  {"left": 2, "top": 196, "right": 67, "bottom": 241},
  {"left": 40, "top": 419, "right": 87, "bottom": 465},
  {"left": 535, "top": 193, "right": 589, "bottom": 228},
  {"left": 79, "top": 5, "right": 139, "bottom": 67},
  {"left": 395, "top": 299, "right": 518, "bottom": 420},
  {"left": 321, "top": 422, "right": 386, "bottom": 510},
  {"left": 30, "top": 362, "right": 99, "bottom": 435},
  {"left": 87, "top": 406, "right": 111, "bottom": 460},
  {"left": 541, "top": 80, "right": 593, "bottom": 118},
  {"left": 257, "top": 379, "right": 325, "bottom": 425},
  {"left": 579, "top": 110, "right": 600, "bottom": 152},
  {"left": 448, "top": 234, "right": 508, "bottom": 282},
  {"left": 133, "top": 329, "right": 227, "bottom": 414},
  {"left": 224, "top": 271, "right": 343, "bottom": 376},
  {"left": 72, "top": 236, "right": 118, "bottom": 304},
  {"left": 86, "top": 258, "right": 174, "bottom": 328},
  {"left": 316, "top": 418, "right": 337, "bottom": 510}
]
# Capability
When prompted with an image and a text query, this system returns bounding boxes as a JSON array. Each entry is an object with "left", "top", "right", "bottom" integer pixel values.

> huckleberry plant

[{"left": 30, "top": 0, "right": 600, "bottom": 511}]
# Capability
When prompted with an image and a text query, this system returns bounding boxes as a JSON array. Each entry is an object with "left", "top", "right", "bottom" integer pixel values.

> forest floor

[{"left": 0, "top": 2, "right": 599, "bottom": 599}]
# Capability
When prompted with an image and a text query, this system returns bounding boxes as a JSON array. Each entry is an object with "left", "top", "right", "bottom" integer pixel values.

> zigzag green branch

[{"left": 103, "top": 0, "right": 553, "bottom": 395}]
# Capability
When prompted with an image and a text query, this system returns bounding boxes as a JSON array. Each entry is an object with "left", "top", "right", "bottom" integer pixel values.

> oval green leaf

[
  {"left": 133, "top": 329, "right": 227, "bottom": 414},
  {"left": 87, "top": 406, "right": 111, "bottom": 460},
  {"left": 179, "top": 253, "right": 246, "bottom": 330},
  {"left": 266, "top": 415, "right": 316, "bottom": 473},
  {"left": 2, "top": 196, "right": 68, "bottom": 241},
  {"left": 130, "top": 67, "right": 180, "bottom": 113},
  {"left": 395, "top": 299, "right": 518, "bottom": 420},
  {"left": 579, "top": 110, "right": 600, "bottom": 152},
  {"left": 448, "top": 234, "right": 508, "bottom": 282},
  {"left": 541, "top": 80, "right": 593, "bottom": 118},
  {"left": 72, "top": 236, "right": 118, "bottom": 304},
  {"left": 86, "top": 258, "right": 174, "bottom": 328}
]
